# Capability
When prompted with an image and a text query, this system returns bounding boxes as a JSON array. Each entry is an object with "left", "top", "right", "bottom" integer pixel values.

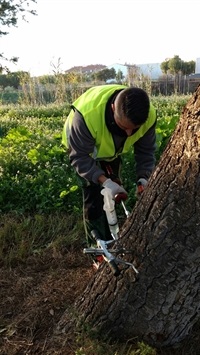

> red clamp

[{"left": 115, "top": 192, "right": 128, "bottom": 204}]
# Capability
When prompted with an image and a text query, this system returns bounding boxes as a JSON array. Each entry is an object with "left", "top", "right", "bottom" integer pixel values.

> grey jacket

[{"left": 67, "top": 108, "right": 157, "bottom": 184}]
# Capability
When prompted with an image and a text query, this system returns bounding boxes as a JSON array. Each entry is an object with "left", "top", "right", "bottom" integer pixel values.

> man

[{"left": 62, "top": 84, "right": 157, "bottom": 247}]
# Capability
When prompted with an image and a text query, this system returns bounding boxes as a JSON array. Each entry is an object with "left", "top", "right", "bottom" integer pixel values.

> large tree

[
  {"left": 57, "top": 85, "right": 200, "bottom": 349},
  {"left": 0, "top": 0, "right": 37, "bottom": 72}
]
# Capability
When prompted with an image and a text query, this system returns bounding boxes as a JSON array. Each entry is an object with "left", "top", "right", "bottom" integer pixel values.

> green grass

[{"left": 0, "top": 212, "right": 85, "bottom": 266}]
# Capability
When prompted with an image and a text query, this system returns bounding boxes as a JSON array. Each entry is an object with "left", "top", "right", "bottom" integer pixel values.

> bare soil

[
  {"left": 0, "top": 247, "right": 199, "bottom": 355},
  {"left": 0, "top": 247, "right": 93, "bottom": 354}
]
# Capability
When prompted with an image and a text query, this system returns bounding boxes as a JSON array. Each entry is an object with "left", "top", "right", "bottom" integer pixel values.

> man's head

[{"left": 112, "top": 87, "right": 150, "bottom": 136}]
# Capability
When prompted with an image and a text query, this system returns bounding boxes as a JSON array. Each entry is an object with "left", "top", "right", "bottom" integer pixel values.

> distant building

[
  {"left": 107, "top": 63, "right": 162, "bottom": 80},
  {"left": 188, "top": 73, "right": 200, "bottom": 80},
  {"left": 195, "top": 58, "right": 200, "bottom": 73},
  {"left": 107, "top": 63, "right": 128, "bottom": 77},
  {"left": 65, "top": 64, "right": 106, "bottom": 74},
  {"left": 108, "top": 58, "right": 200, "bottom": 79},
  {"left": 65, "top": 58, "right": 200, "bottom": 80}
]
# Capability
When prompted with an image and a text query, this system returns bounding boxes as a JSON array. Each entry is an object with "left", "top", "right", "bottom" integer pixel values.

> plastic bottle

[{"left": 101, "top": 188, "right": 119, "bottom": 239}]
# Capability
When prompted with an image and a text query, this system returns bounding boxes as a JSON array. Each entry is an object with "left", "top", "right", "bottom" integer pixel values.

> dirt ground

[
  {"left": 0, "top": 247, "right": 93, "bottom": 355},
  {"left": 0, "top": 247, "right": 200, "bottom": 355}
]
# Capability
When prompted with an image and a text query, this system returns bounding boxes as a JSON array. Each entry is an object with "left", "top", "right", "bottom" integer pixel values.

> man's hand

[
  {"left": 102, "top": 178, "right": 127, "bottom": 200},
  {"left": 136, "top": 178, "right": 148, "bottom": 198}
]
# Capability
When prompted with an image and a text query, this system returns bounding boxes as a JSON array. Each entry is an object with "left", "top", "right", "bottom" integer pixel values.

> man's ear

[{"left": 111, "top": 103, "right": 115, "bottom": 112}]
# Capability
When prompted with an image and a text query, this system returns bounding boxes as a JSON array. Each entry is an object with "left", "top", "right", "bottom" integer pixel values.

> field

[{"left": 1, "top": 94, "right": 199, "bottom": 354}]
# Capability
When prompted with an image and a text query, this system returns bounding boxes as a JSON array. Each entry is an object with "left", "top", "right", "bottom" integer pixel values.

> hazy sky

[{"left": 1, "top": 0, "right": 199, "bottom": 76}]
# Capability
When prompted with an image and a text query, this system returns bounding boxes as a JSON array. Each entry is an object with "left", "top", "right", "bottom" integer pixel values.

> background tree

[
  {"left": 92, "top": 67, "right": 116, "bottom": 82},
  {"left": 168, "top": 55, "right": 183, "bottom": 74},
  {"left": 161, "top": 56, "right": 195, "bottom": 76},
  {"left": 181, "top": 60, "right": 195, "bottom": 75},
  {"left": 161, "top": 56, "right": 195, "bottom": 94},
  {"left": 57, "top": 86, "right": 200, "bottom": 349},
  {"left": 0, "top": 0, "right": 37, "bottom": 72},
  {"left": 0, "top": 70, "right": 29, "bottom": 89},
  {"left": 160, "top": 59, "right": 170, "bottom": 75},
  {"left": 116, "top": 69, "right": 124, "bottom": 83}
]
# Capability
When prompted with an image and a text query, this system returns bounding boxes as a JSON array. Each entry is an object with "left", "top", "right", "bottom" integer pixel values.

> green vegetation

[
  {"left": 0, "top": 94, "right": 192, "bottom": 353},
  {"left": 0, "top": 110, "right": 78, "bottom": 214},
  {"left": 0, "top": 95, "right": 190, "bottom": 216},
  {"left": 0, "top": 94, "right": 190, "bottom": 249}
]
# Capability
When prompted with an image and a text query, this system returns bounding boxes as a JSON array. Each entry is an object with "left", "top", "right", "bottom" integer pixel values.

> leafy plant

[{"left": 0, "top": 96, "right": 189, "bottom": 215}]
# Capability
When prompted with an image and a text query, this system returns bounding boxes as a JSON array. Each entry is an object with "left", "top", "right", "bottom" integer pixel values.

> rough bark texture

[{"left": 58, "top": 85, "right": 200, "bottom": 348}]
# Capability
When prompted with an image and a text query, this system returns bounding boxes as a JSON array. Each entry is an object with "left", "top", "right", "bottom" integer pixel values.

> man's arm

[{"left": 68, "top": 111, "right": 106, "bottom": 184}]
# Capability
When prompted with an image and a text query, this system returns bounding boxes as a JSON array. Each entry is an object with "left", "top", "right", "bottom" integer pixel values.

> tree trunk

[{"left": 58, "top": 85, "right": 200, "bottom": 348}]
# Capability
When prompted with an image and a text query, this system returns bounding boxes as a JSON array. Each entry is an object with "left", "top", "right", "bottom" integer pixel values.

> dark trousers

[{"left": 81, "top": 157, "right": 122, "bottom": 246}]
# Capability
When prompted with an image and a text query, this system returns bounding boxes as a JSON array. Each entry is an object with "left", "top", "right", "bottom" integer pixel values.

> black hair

[{"left": 117, "top": 87, "right": 150, "bottom": 124}]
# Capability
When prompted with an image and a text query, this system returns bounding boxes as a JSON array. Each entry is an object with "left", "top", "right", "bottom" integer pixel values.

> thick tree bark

[{"left": 58, "top": 85, "right": 200, "bottom": 348}]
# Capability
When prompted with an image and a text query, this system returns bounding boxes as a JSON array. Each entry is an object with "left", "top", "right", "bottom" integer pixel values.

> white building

[
  {"left": 107, "top": 63, "right": 162, "bottom": 80},
  {"left": 195, "top": 58, "right": 200, "bottom": 73},
  {"left": 108, "top": 57, "right": 200, "bottom": 79}
]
